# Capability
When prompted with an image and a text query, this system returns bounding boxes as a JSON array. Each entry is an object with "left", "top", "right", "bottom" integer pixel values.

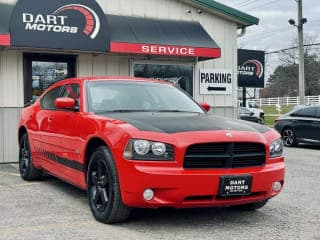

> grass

[{"left": 261, "top": 105, "right": 295, "bottom": 127}]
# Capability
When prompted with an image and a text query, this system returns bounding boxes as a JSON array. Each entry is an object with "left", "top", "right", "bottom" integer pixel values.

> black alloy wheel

[
  {"left": 89, "top": 158, "right": 111, "bottom": 212},
  {"left": 87, "top": 146, "right": 131, "bottom": 223},
  {"left": 282, "top": 128, "right": 297, "bottom": 147},
  {"left": 19, "top": 133, "right": 42, "bottom": 180}
]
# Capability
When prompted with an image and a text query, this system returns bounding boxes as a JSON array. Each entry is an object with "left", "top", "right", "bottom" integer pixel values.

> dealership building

[{"left": 0, "top": 0, "right": 258, "bottom": 163}]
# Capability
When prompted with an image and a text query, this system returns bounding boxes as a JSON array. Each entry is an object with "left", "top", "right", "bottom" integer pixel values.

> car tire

[
  {"left": 282, "top": 127, "right": 297, "bottom": 147},
  {"left": 258, "top": 115, "right": 265, "bottom": 125},
  {"left": 19, "top": 133, "right": 42, "bottom": 181},
  {"left": 233, "top": 199, "right": 269, "bottom": 211},
  {"left": 87, "top": 146, "right": 131, "bottom": 224}
]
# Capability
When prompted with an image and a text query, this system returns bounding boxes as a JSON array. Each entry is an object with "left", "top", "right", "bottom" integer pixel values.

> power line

[
  {"left": 232, "top": 0, "right": 262, "bottom": 8},
  {"left": 244, "top": 26, "right": 292, "bottom": 39},
  {"left": 244, "top": 0, "right": 280, "bottom": 11},
  {"left": 243, "top": 28, "right": 295, "bottom": 42},
  {"left": 266, "top": 43, "right": 320, "bottom": 54}
]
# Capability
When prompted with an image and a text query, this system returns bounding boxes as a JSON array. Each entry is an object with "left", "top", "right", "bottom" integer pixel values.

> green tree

[{"left": 266, "top": 52, "right": 320, "bottom": 97}]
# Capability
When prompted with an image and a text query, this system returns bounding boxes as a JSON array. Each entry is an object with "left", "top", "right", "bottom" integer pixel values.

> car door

[
  {"left": 314, "top": 106, "right": 320, "bottom": 142},
  {"left": 292, "top": 107, "right": 318, "bottom": 142},
  {"left": 45, "top": 83, "right": 84, "bottom": 183},
  {"left": 36, "top": 86, "right": 64, "bottom": 166}
]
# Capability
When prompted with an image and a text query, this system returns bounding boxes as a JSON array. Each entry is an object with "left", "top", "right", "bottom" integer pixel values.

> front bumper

[{"left": 119, "top": 159, "right": 285, "bottom": 208}]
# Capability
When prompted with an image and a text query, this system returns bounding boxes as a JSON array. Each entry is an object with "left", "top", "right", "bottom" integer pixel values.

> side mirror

[
  {"left": 199, "top": 102, "right": 211, "bottom": 112},
  {"left": 55, "top": 97, "right": 77, "bottom": 110}
]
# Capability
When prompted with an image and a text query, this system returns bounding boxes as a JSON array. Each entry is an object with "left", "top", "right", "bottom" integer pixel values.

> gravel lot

[{"left": 0, "top": 146, "right": 319, "bottom": 240}]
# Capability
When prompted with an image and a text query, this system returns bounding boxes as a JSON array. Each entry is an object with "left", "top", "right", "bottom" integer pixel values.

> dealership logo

[
  {"left": 237, "top": 59, "right": 264, "bottom": 78},
  {"left": 22, "top": 4, "right": 101, "bottom": 39}
]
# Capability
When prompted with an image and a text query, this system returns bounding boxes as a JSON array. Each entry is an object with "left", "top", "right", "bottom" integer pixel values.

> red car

[{"left": 18, "top": 77, "right": 285, "bottom": 223}]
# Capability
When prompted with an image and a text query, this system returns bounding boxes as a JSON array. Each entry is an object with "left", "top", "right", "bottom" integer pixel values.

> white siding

[
  {"left": 78, "top": 54, "right": 131, "bottom": 76},
  {"left": 0, "top": 50, "right": 24, "bottom": 108},
  {"left": 0, "top": 108, "right": 21, "bottom": 163},
  {"left": 0, "top": 50, "right": 23, "bottom": 163}
]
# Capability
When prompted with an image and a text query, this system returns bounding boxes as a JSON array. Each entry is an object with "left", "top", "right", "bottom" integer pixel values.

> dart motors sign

[
  {"left": 238, "top": 49, "right": 265, "bottom": 88},
  {"left": 10, "top": 0, "right": 108, "bottom": 52},
  {"left": 200, "top": 69, "right": 233, "bottom": 95}
]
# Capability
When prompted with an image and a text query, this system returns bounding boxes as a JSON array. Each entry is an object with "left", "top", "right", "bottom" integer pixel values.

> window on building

[
  {"left": 133, "top": 63, "right": 194, "bottom": 97},
  {"left": 23, "top": 53, "right": 76, "bottom": 105}
]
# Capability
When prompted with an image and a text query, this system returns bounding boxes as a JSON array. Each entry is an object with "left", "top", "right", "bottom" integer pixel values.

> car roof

[
  {"left": 284, "top": 104, "right": 320, "bottom": 116},
  {"left": 55, "top": 76, "right": 173, "bottom": 86},
  {"left": 292, "top": 104, "right": 320, "bottom": 111}
]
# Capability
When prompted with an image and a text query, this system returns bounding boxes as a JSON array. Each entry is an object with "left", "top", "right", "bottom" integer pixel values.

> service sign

[
  {"left": 200, "top": 69, "right": 233, "bottom": 95},
  {"left": 238, "top": 49, "right": 265, "bottom": 88},
  {"left": 10, "top": 0, "right": 109, "bottom": 52}
]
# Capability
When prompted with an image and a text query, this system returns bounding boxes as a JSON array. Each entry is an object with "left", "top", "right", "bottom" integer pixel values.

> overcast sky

[{"left": 221, "top": 0, "right": 320, "bottom": 52}]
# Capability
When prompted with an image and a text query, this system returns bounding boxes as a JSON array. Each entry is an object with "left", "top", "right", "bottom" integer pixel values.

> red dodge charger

[{"left": 18, "top": 77, "right": 285, "bottom": 223}]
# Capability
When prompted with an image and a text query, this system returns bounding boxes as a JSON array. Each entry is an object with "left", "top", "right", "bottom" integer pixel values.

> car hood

[{"left": 99, "top": 112, "right": 270, "bottom": 134}]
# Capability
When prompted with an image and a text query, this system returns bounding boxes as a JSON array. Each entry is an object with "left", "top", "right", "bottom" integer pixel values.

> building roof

[{"left": 186, "top": 0, "right": 259, "bottom": 27}]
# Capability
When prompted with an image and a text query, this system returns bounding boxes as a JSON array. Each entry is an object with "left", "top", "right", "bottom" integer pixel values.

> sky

[
  {"left": 220, "top": 0, "right": 320, "bottom": 52},
  {"left": 219, "top": 0, "right": 320, "bottom": 79}
]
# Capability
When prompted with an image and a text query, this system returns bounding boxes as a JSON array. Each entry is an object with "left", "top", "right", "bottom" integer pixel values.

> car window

[
  {"left": 61, "top": 84, "right": 80, "bottom": 99},
  {"left": 316, "top": 107, "right": 320, "bottom": 118},
  {"left": 292, "top": 107, "right": 317, "bottom": 118},
  {"left": 40, "top": 86, "right": 62, "bottom": 110},
  {"left": 61, "top": 84, "right": 80, "bottom": 109},
  {"left": 87, "top": 81, "right": 204, "bottom": 113}
]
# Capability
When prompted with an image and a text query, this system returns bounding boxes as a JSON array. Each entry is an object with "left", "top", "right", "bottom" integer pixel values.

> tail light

[{"left": 274, "top": 117, "right": 279, "bottom": 123}]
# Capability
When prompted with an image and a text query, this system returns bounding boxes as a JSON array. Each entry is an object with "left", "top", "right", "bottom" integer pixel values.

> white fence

[{"left": 248, "top": 96, "right": 320, "bottom": 106}]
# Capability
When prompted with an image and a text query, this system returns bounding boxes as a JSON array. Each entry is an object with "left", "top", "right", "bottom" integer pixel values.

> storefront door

[{"left": 23, "top": 53, "right": 76, "bottom": 105}]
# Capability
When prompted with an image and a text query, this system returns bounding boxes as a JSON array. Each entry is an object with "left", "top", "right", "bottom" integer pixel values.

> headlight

[
  {"left": 270, "top": 138, "right": 283, "bottom": 158},
  {"left": 124, "top": 139, "right": 174, "bottom": 161},
  {"left": 133, "top": 140, "right": 150, "bottom": 155}
]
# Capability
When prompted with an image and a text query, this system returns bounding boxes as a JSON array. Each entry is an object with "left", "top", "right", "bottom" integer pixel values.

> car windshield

[{"left": 86, "top": 81, "right": 204, "bottom": 113}]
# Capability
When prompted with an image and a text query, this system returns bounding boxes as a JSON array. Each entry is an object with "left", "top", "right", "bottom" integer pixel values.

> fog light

[
  {"left": 143, "top": 189, "right": 154, "bottom": 201},
  {"left": 273, "top": 181, "right": 282, "bottom": 191}
]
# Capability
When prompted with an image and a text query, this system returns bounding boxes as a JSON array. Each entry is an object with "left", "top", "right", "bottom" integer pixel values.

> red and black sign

[
  {"left": 1, "top": 0, "right": 221, "bottom": 60},
  {"left": 238, "top": 49, "right": 265, "bottom": 88},
  {"left": 9, "top": 0, "right": 109, "bottom": 52}
]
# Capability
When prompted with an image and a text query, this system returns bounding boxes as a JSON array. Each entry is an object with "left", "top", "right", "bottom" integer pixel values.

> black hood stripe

[{"left": 100, "top": 112, "right": 270, "bottom": 134}]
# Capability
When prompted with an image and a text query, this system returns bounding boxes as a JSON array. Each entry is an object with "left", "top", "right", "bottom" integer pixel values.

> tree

[{"left": 265, "top": 52, "right": 320, "bottom": 97}]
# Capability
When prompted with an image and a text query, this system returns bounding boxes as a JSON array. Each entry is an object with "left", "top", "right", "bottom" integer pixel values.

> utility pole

[
  {"left": 297, "top": 0, "right": 305, "bottom": 105},
  {"left": 289, "top": 0, "right": 306, "bottom": 105}
]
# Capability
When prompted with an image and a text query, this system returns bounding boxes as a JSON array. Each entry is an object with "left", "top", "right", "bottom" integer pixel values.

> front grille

[{"left": 184, "top": 142, "right": 265, "bottom": 169}]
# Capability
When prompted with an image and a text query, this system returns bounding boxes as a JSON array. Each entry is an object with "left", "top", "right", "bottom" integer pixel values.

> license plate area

[{"left": 219, "top": 175, "right": 252, "bottom": 197}]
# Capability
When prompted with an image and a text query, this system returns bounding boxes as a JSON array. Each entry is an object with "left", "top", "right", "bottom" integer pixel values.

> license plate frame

[{"left": 218, "top": 175, "right": 252, "bottom": 197}]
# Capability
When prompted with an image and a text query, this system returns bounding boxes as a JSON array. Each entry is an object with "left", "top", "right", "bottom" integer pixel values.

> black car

[{"left": 275, "top": 105, "right": 320, "bottom": 147}]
